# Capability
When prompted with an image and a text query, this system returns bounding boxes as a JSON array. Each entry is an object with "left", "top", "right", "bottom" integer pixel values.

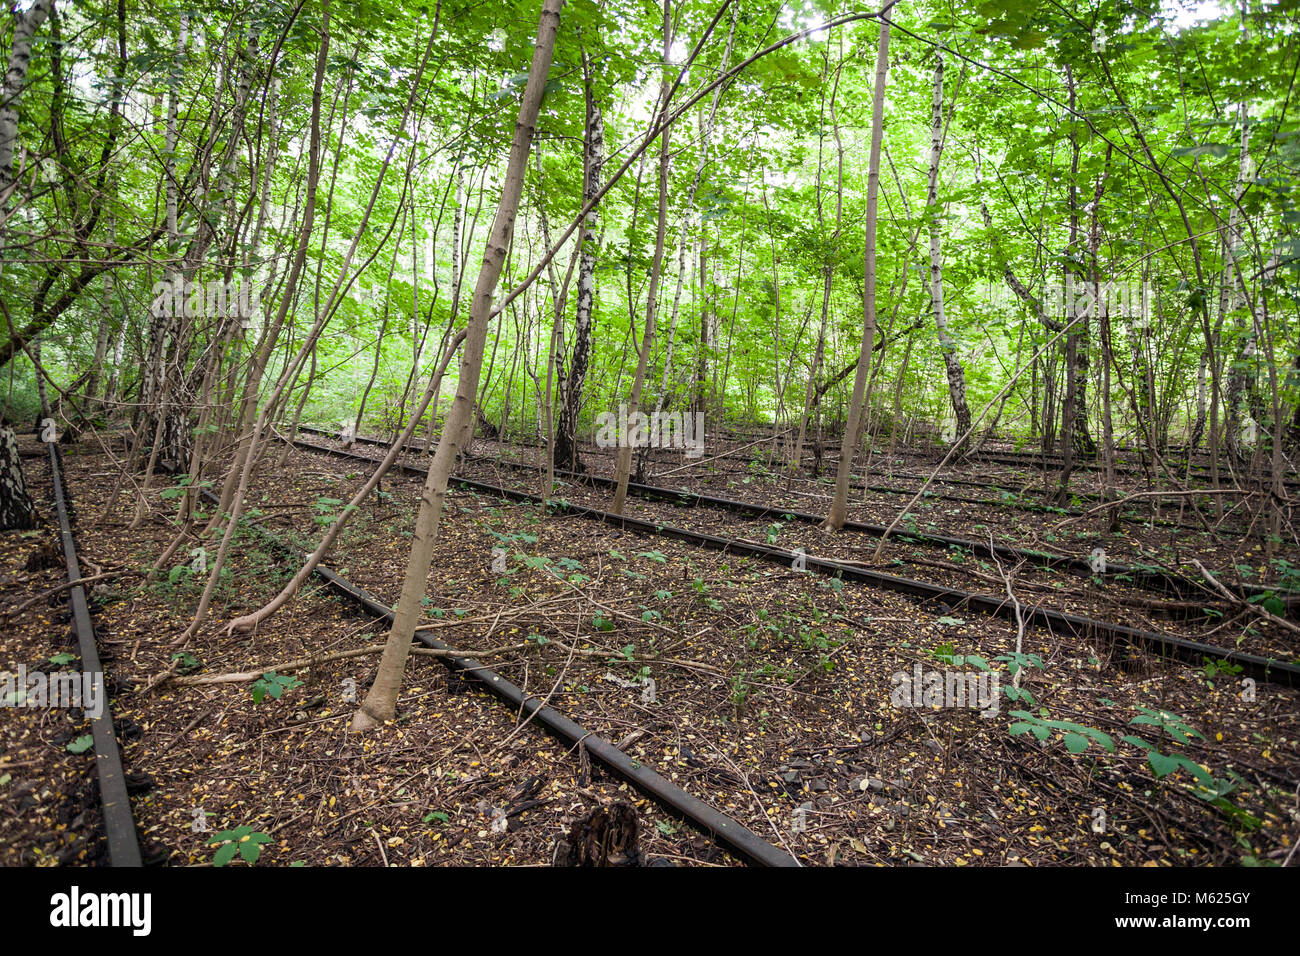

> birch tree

[
  {"left": 925, "top": 52, "right": 971, "bottom": 451},
  {"left": 553, "top": 60, "right": 604, "bottom": 472},
  {"left": 0, "top": 0, "right": 54, "bottom": 531}
]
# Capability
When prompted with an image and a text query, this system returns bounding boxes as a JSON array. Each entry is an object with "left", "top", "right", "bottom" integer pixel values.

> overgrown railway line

[
  {"left": 654, "top": 458, "right": 1264, "bottom": 538},
  {"left": 198, "top": 488, "right": 800, "bottom": 867},
  {"left": 321, "top": 427, "right": 1269, "bottom": 535},
  {"left": 708, "top": 429, "right": 1299, "bottom": 490},
  {"left": 299, "top": 426, "right": 1298, "bottom": 612},
  {"left": 284, "top": 433, "right": 1300, "bottom": 688},
  {"left": 47, "top": 443, "right": 142, "bottom": 868}
]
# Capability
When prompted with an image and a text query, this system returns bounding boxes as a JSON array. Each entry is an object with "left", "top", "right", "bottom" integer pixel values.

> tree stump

[{"left": 553, "top": 801, "right": 641, "bottom": 867}]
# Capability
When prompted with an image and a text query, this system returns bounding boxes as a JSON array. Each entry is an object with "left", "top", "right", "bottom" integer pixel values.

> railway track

[
  {"left": 499, "top": 421, "right": 1289, "bottom": 489},
  {"left": 769, "top": 449, "right": 1288, "bottom": 516},
  {"left": 47, "top": 442, "right": 142, "bottom": 867},
  {"left": 472, "top": 460, "right": 1291, "bottom": 609},
  {"left": 960, "top": 448, "right": 1300, "bottom": 492},
  {"left": 669, "top": 455, "right": 1261, "bottom": 531},
  {"left": 283, "top": 433, "right": 1300, "bottom": 688},
  {"left": 617, "top": 424, "right": 1297, "bottom": 489},
  {"left": 594, "top": 454, "right": 1254, "bottom": 539},
  {"left": 299, "top": 426, "right": 1295, "bottom": 610},
  {"left": 316, "top": 425, "right": 1261, "bottom": 539},
  {"left": 199, "top": 488, "right": 800, "bottom": 868}
]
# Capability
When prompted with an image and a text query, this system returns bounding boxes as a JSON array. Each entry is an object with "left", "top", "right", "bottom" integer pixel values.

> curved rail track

[
  {"left": 471, "top": 454, "right": 1286, "bottom": 607},
  {"left": 308, "top": 425, "right": 1277, "bottom": 536},
  {"left": 949, "top": 448, "right": 1300, "bottom": 492},
  {"left": 200, "top": 488, "right": 799, "bottom": 868},
  {"left": 313, "top": 426, "right": 1257, "bottom": 534},
  {"left": 297, "top": 426, "right": 1296, "bottom": 610},
  {"left": 648, "top": 458, "right": 1261, "bottom": 537},
  {"left": 283, "top": 433, "right": 1300, "bottom": 688},
  {"left": 712, "top": 427, "right": 1297, "bottom": 487},
  {"left": 47, "top": 443, "right": 142, "bottom": 867},
  {"left": 709, "top": 447, "right": 1291, "bottom": 521}
]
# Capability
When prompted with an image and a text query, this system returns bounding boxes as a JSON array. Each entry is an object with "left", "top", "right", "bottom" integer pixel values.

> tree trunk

[
  {"left": 825, "top": 11, "right": 891, "bottom": 531},
  {"left": 1224, "top": 99, "right": 1255, "bottom": 460},
  {"left": 611, "top": 0, "right": 672, "bottom": 516},
  {"left": 0, "top": 426, "right": 37, "bottom": 531},
  {"left": 1063, "top": 67, "right": 1095, "bottom": 461},
  {"left": 554, "top": 69, "right": 603, "bottom": 472},
  {"left": 926, "top": 52, "right": 971, "bottom": 451},
  {"left": 423, "top": 164, "right": 467, "bottom": 449},
  {"left": 353, "top": 0, "right": 563, "bottom": 732},
  {"left": 0, "top": 0, "right": 53, "bottom": 192},
  {"left": 0, "top": 0, "right": 54, "bottom": 530},
  {"left": 86, "top": 259, "right": 114, "bottom": 411},
  {"left": 139, "top": 13, "right": 192, "bottom": 476}
]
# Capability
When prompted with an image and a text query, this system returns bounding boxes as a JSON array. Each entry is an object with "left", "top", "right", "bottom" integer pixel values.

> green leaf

[
  {"left": 1004, "top": 685, "right": 1033, "bottom": 704},
  {"left": 66, "top": 734, "right": 94, "bottom": 754},
  {"left": 210, "top": 825, "right": 252, "bottom": 843},
  {"left": 213, "top": 842, "right": 239, "bottom": 867},
  {"left": 1148, "top": 751, "right": 1181, "bottom": 778},
  {"left": 1009, "top": 721, "right": 1049, "bottom": 741}
]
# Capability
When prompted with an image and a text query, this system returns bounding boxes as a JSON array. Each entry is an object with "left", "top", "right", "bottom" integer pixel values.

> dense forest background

[{"left": 2, "top": 0, "right": 1296, "bottom": 483}]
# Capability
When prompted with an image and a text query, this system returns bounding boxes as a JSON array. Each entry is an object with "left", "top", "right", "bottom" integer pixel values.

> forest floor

[{"left": 2, "top": 428, "right": 1298, "bottom": 866}]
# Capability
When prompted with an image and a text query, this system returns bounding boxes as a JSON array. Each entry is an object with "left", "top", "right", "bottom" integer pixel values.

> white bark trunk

[
  {"left": 926, "top": 53, "right": 971, "bottom": 448},
  {"left": 0, "top": 0, "right": 54, "bottom": 531}
]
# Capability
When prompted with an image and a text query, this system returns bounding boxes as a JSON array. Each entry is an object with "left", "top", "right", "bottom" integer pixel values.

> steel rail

[
  {"left": 304, "top": 425, "right": 1257, "bottom": 537},
  {"left": 47, "top": 443, "right": 142, "bottom": 867},
  {"left": 644, "top": 457, "right": 1259, "bottom": 534},
  {"left": 282, "top": 436, "right": 1300, "bottom": 687},
  {"left": 200, "top": 489, "right": 799, "bottom": 868},
  {"left": 297, "top": 426, "right": 1293, "bottom": 608},
  {"left": 960, "top": 449, "right": 1300, "bottom": 490}
]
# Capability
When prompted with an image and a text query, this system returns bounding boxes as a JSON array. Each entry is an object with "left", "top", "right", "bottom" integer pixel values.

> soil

[{"left": 2, "top": 429, "right": 1297, "bottom": 867}]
